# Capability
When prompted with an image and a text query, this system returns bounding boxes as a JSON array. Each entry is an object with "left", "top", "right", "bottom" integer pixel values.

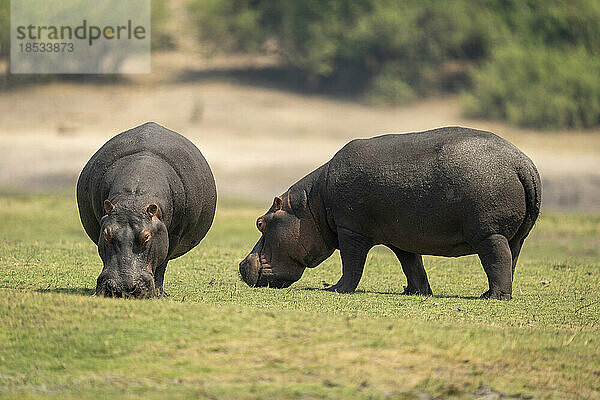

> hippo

[
  {"left": 239, "top": 127, "right": 541, "bottom": 300},
  {"left": 77, "top": 122, "right": 216, "bottom": 298}
]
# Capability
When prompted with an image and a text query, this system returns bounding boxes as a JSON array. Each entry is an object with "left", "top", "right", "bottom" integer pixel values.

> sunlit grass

[{"left": 0, "top": 192, "right": 598, "bottom": 399}]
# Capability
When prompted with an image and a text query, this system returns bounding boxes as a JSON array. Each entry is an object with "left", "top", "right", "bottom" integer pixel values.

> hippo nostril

[
  {"left": 128, "top": 277, "right": 156, "bottom": 299},
  {"left": 239, "top": 258, "right": 251, "bottom": 277},
  {"left": 239, "top": 255, "right": 261, "bottom": 287},
  {"left": 96, "top": 274, "right": 156, "bottom": 299},
  {"left": 105, "top": 279, "right": 117, "bottom": 291}
]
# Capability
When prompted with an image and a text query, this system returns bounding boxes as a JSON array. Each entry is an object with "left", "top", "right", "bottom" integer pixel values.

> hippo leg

[
  {"left": 154, "top": 261, "right": 169, "bottom": 298},
  {"left": 387, "top": 246, "right": 433, "bottom": 296},
  {"left": 326, "top": 228, "right": 373, "bottom": 293},
  {"left": 476, "top": 234, "right": 513, "bottom": 300},
  {"left": 509, "top": 238, "right": 524, "bottom": 282}
]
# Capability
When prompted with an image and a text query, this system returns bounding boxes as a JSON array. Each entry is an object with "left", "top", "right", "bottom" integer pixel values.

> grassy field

[{"left": 0, "top": 192, "right": 599, "bottom": 399}]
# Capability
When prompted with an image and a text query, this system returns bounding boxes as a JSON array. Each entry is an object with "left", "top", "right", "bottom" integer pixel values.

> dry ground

[{"left": 1, "top": 50, "right": 599, "bottom": 212}]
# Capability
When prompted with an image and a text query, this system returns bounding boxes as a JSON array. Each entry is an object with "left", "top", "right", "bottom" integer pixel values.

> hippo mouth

[
  {"left": 239, "top": 237, "right": 306, "bottom": 288},
  {"left": 254, "top": 251, "right": 304, "bottom": 289},
  {"left": 255, "top": 255, "right": 294, "bottom": 288},
  {"left": 94, "top": 276, "right": 156, "bottom": 299}
]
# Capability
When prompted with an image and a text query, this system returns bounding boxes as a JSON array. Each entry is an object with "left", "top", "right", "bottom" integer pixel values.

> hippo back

[
  {"left": 323, "top": 126, "right": 539, "bottom": 255},
  {"left": 77, "top": 122, "right": 217, "bottom": 259}
]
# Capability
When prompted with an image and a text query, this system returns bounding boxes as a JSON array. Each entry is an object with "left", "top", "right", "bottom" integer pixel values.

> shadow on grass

[
  {"left": 432, "top": 294, "right": 481, "bottom": 300},
  {"left": 177, "top": 65, "right": 369, "bottom": 100},
  {"left": 298, "top": 287, "right": 481, "bottom": 299},
  {"left": 36, "top": 287, "right": 94, "bottom": 296}
]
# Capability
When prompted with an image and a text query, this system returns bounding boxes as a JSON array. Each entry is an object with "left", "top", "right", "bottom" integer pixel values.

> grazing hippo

[
  {"left": 239, "top": 127, "right": 541, "bottom": 300},
  {"left": 77, "top": 122, "right": 216, "bottom": 298}
]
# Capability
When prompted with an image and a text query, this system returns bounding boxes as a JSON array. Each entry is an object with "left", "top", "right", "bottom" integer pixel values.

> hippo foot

[
  {"left": 325, "top": 282, "right": 356, "bottom": 294},
  {"left": 480, "top": 289, "right": 511, "bottom": 300},
  {"left": 402, "top": 286, "right": 433, "bottom": 296},
  {"left": 156, "top": 287, "right": 170, "bottom": 298}
]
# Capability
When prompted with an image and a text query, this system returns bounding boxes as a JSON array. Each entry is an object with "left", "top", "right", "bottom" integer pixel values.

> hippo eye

[
  {"left": 140, "top": 229, "right": 152, "bottom": 246},
  {"left": 256, "top": 218, "right": 266, "bottom": 232},
  {"left": 103, "top": 228, "right": 111, "bottom": 244}
]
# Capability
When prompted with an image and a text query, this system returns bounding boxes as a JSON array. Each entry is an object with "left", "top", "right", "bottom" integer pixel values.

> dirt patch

[{"left": 1, "top": 53, "right": 599, "bottom": 212}]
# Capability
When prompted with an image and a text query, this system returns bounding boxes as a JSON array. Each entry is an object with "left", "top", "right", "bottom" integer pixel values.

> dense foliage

[
  {"left": 187, "top": 0, "right": 600, "bottom": 129},
  {"left": 150, "top": 0, "right": 174, "bottom": 50},
  {"left": 464, "top": 45, "right": 600, "bottom": 129}
]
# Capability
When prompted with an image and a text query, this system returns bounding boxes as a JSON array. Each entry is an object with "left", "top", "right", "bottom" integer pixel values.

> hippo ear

[
  {"left": 272, "top": 196, "right": 283, "bottom": 212},
  {"left": 103, "top": 199, "right": 115, "bottom": 215},
  {"left": 146, "top": 203, "right": 160, "bottom": 220}
]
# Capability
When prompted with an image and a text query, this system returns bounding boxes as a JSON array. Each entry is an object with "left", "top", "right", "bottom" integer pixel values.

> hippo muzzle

[
  {"left": 239, "top": 237, "right": 303, "bottom": 288},
  {"left": 95, "top": 267, "right": 156, "bottom": 298},
  {"left": 239, "top": 252, "right": 261, "bottom": 287},
  {"left": 238, "top": 254, "right": 295, "bottom": 288}
]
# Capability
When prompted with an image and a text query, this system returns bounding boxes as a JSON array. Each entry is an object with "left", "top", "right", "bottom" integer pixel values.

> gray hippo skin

[
  {"left": 239, "top": 127, "right": 541, "bottom": 300},
  {"left": 77, "top": 122, "right": 216, "bottom": 298}
]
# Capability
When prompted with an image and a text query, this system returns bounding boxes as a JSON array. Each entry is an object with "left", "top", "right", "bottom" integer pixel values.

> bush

[
  {"left": 187, "top": 0, "right": 499, "bottom": 90},
  {"left": 187, "top": 0, "right": 263, "bottom": 54},
  {"left": 492, "top": 0, "right": 600, "bottom": 52},
  {"left": 186, "top": 0, "right": 600, "bottom": 128},
  {"left": 364, "top": 64, "right": 415, "bottom": 105},
  {"left": 463, "top": 45, "right": 600, "bottom": 129},
  {"left": 151, "top": 0, "right": 175, "bottom": 50}
]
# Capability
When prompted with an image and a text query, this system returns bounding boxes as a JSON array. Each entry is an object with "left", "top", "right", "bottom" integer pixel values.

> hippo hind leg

[
  {"left": 387, "top": 245, "right": 433, "bottom": 296},
  {"left": 509, "top": 238, "right": 524, "bottom": 282},
  {"left": 476, "top": 234, "right": 513, "bottom": 300}
]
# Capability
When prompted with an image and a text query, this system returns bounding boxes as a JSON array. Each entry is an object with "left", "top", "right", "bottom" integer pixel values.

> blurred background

[{"left": 1, "top": 0, "right": 599, "bottom": 212}]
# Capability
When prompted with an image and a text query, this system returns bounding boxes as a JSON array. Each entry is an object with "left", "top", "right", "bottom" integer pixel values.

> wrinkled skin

[
  {"left": 239, "top": 195, "right": 331, "bottom": 288},
  {"left": 77, "top": 122, "right": 217, "bottom": 299},
  {"left": 95, "top": 201, "right": 169, "bottom": 298},
  {"left": 240, "top": 127, "right": 541, "bottom": 300},
  {"left": 239, "top": 166, "right": 337, "bottom": 289}
]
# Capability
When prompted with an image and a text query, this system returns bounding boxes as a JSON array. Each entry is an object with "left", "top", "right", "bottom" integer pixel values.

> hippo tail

[{"left": 514, "top": 157, "right": 542, "bottom": 241}]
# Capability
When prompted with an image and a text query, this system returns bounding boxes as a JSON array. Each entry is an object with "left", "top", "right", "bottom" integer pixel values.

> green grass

[{"left": 0, "top": 193, "right": 598, "bottom": 399}]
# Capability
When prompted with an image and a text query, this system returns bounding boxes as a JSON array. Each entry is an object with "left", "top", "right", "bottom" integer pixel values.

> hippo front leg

[
  {"left": 154, "top": 261, "right": 169, "bottom": 298},
  {"left": 326, "top": 228, "right": 373, "bottom": 293}
]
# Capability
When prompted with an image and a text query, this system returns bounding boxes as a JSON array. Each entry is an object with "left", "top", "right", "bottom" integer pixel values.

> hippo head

[
  {"left": 239, "top": 193, "right": 335, "bottom": 288},
  {"left": 94, "top": 200, "right": 168, "bottom": 298}
]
